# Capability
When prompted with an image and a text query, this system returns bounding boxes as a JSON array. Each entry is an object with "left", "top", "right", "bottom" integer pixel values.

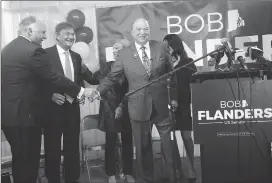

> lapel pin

[{"left": 133, "top": 53, "right": 138, "bottom": 59}]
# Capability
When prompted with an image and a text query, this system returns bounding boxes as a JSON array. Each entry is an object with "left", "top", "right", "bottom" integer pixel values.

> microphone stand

[
  {"left": 123, "top": 46, "right": 224, "bottom": 183},
  {"left": 256, "top": 54, "right": 270, "bottom": 80},
  {"left": 167, "top": 76, "right": 179, "bottom": 183},
  {"left": 124, "top": 47, "right": 224, "bottom": 98}
]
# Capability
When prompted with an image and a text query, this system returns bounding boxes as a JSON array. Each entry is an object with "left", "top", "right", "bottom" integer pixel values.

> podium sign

[{"left": 191, "top": 78, "right": 272, "bottom": 183}]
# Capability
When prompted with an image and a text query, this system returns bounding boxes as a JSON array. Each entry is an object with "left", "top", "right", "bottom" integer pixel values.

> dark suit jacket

[
  {"left": 1, "top": 37, "right": 81, "bottom": 126},
  {"left": 42, "top": 45, "right": 99, "bottom": 123},
  {"left": 97, "top": 40, "right": 176, "bottom": 122},
  {"left": 174, "top": 58, "right": 197, "bottom": 130}
]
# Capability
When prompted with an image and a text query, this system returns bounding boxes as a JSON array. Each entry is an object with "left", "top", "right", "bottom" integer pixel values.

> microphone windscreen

[{"left": 221, "top": 38, "right": 232, "bottom": 49}]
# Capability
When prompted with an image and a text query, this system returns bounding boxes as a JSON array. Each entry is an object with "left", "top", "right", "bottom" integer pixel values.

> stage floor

[
  {"left": 2, "top": 156, "right": 202, "bottom": 183},
  {"left": 43, "top": 157, "right": 201, "bottom": 183}
]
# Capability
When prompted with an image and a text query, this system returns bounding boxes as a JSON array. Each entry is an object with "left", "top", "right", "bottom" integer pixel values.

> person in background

[
  {"left": 42, "top": 22, "right": 99, "bottom": 183},
  {"left": 98, "top": 39, "right": 134, "bottom": 183},
  {"left": 1, "top": 16, "right": 92, "bottom": 183},
  {"left": 163, "top": 34, "right": 197, "bottom": 183}
]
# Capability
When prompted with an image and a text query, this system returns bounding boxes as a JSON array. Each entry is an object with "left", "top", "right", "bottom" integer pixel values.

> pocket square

[{"left": 159, "top": 57, "right": 164, "bottom": 61}]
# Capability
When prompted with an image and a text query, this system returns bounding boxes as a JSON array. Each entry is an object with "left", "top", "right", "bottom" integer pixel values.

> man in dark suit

[
  {"left": 1, "top": 16, "right": 93, "bottom": 183},
  {"left": 42, "top": 22, "right": 99, "bottom": 183},
  {"left": 90, "top": 18, "right": 178, "bottom": 183}
]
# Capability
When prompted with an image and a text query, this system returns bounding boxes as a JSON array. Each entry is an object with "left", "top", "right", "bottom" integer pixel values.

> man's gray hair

[
  {"left": 18, "top": 16, "right": 37, "bottom": 35},
  {"left": 130, "top": 18, "right": 150, "bottom": 30},
  {"left": 55, "top": 22, "right": 74, "bottom": 35}
]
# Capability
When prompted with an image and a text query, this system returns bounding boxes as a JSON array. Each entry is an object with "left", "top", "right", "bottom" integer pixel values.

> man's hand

[
  {"left": 115, "top": 106, "right": 123, "bottom": 119},
  {"left": 171, "top": 100, "right": 178, "bottom": 112},
  {"left": 52, "top": 93, "right": 65, "bottom": 105},
  {"left": 84, "top": 88, "right": 101, "bottom": 102},
  {"left": 81, "top": 63, "right": 88, "bottom": 73}
]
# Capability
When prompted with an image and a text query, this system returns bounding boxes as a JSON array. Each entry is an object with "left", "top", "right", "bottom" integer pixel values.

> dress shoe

[
  {"left": 119, "top": 172, "right": 125, "bottom": 180},
  {"left": 179, "top": 176, "right": 190, "bottom": 183},
  {"left": 124, "top": 174, "right": 135, "bottom": 183},
  {"left": 188, "top": 177, "right": 197, "bottom": 183},
  {"left": 108, "top": 175, "right": 117, "bottom": 183},
  {"left": 187, "top": 169, "right": 197, "bottom": 183},
  {"left": 187, "top": 164, "right": 197, "bottom": 180}
]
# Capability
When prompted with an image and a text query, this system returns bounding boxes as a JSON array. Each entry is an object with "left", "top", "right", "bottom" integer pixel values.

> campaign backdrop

[{"left": 96, "top": 0, "right": 272, "bottom": 75}]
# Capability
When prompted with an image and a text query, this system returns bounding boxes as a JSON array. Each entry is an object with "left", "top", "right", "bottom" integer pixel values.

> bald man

[
  {"left": 1, "top": 16, "right": 92, "bottom": 183},
  {"left": 92, "top": 18, "right": 179, "bottom": 183}
]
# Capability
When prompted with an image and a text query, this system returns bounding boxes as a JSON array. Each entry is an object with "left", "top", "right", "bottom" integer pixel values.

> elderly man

[
  {"left": 1, "top": 16, "right": 92, "bottom": 183},
  {"left": 90, "top": 18, "right": 179, "bottom": 183},
  {"left": 42, "top": 22, "right": 99, "bottom": 183}
]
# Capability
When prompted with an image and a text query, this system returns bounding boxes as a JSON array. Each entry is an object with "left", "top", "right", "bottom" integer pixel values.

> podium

[{"left": 191, "top": 70, "right": 272, "bottom": 183}]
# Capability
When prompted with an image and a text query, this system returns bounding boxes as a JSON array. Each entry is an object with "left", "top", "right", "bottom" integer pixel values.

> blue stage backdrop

[{"left": 96, "top": 0, "right": 272, "bottom": 75}]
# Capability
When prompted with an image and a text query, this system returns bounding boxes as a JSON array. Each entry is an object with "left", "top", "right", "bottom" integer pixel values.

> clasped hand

[
  {"left": 115, "top": 106, "right": 123, "bottom": 119},
  {"left": 170, "top": 100, "right": 178, "bottom": 112},
  {"left": 83, "top": 88, "right": 101, "bottom": 102},
  {"left": 52, "top": 93, "right": 65, "bottom": 105}
]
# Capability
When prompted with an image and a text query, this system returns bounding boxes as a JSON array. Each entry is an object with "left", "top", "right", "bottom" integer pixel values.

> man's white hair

[
  {"left": 18, "top": 16, "right": 37, "bottom": 35},
  {"left": 131, "top": 18, "right": 150, "bottom": 30}
]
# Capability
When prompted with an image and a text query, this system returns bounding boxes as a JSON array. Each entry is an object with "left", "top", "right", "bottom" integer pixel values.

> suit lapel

[
  {"left": 149, "top": 40, "right": 157, "bottom": 77},
  {"left": 51, "top": 45, "right": 65, "bottom": 75},
  {"left": 129, "top": 44, "right": 149, "bottom": 78},
  {"left": 70, "top": 51, "right": 79, "bottom": 83}
]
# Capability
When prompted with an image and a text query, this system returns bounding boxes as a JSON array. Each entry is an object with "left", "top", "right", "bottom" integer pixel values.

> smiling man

[
  {"left": 90, "top": 18, "right": 179, "bottom": 183},
  {"left": 41, "top": 22, "right": 99, "bottom": 183}
]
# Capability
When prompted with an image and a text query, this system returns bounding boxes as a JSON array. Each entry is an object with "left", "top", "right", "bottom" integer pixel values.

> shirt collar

[
  {"left": 135, "top": 41, "right": 150, "bottom": 52},
  {"left": 56, "top": 44, "right": 70, "bottom": 55},
  {"left": 19, "top": 35, "right": 31, "bottom": 42},
  {"left": 173, "top": 56, "right": 181, "bottom": 68}
]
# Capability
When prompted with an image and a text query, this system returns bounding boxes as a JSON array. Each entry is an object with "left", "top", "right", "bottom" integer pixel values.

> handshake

[{"left": 83, "top": 88, "right": 101, "bottom": 102}]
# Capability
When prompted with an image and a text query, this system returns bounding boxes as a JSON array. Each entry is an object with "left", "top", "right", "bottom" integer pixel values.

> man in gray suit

[{"left": 90, "top": 18, "right": 179, "bottom": 183}]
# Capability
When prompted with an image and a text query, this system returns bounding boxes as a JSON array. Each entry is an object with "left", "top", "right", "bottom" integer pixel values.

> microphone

[
  {"left": 209, "top": 49, "right": 225, "bottom": 71},
  {"left": 221, "top": 38, "right": 235, "bottom": 68},
  {"left": 247, "top": 46, "right": 269, "bottom": 65},
  {"left": 234, "top": 48, "right": 248, "bottom": 70},
  {"left": 210, "top": 49, "right": 225, "bottom": 59},
  {"left": 247, "top": 46, "right": 263, "bottom": 60},
  {"left": 236, "top": 56, "right": 248, "bottom": 70}
]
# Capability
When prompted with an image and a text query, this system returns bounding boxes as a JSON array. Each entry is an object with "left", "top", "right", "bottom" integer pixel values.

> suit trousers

[
  {"left": 130, "top": 115, "right": 175, "bottom": 183},
  {"left": 105, "top": 130, "right": 133, "bottom": 176},
  {"left": 43, "top": 103, "right": 80, "bottom": 183},
  {"left": 152, "top": 116, "right": 176, "bottom": 182},
  {"left": 2, "top": 125, "right": 41, "bottom": 183}
]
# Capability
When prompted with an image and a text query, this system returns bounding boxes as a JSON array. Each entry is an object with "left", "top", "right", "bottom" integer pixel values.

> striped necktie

[{"left": 140, "top": 46, "right": 151, "bottom": 76}]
